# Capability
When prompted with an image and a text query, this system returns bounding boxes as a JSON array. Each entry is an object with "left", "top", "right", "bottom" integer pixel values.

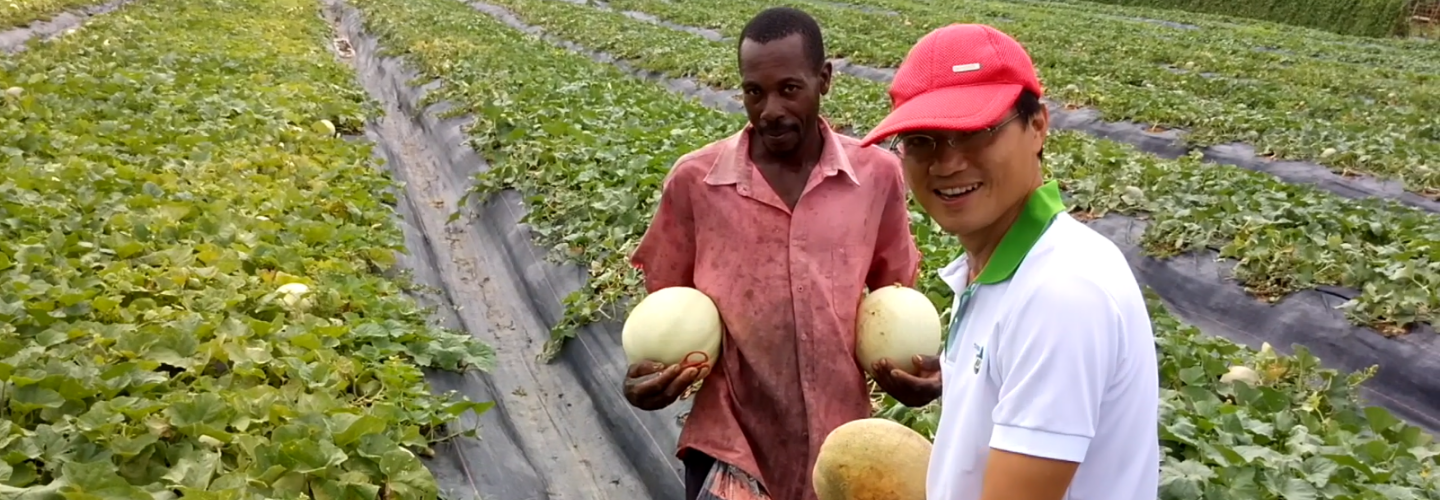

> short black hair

[
  {"left": 738, "top": 7, "right": 826, "bottom": 71},
  {"left": 1015, "top": 90, "right": 1043, "bottom": 124},
  {"left": 1015, "top": 89, "right": 1045, "bottom": 160}
]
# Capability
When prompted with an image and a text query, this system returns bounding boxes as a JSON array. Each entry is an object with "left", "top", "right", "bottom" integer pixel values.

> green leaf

[
  {"left": 1160, "top": 459, "right": 1214, "bottom": 499},
  {"left": 1272, "top": 477, "right": 1320, "bottom": 500},
  {"left": 280, "top": 439, "right": 348, "bottom": 474},
  {"left": 334, "top": 415, "right": 387, "bottom": 447},
  {"left": 1364, "top": 406, "right": 1401, "bottom": 434},
  {"left": 10, "top": 385, "right": 66, "bottom": 413}
]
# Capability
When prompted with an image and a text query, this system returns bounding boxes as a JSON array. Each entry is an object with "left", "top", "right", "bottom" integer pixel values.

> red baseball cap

[{"left": 859, "top": 24, "right": 1044, "bottom": 148}]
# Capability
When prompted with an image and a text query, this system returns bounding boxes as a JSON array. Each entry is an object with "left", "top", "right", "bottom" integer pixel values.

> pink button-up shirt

[{"left": 631, "top": 121, "right": 921, "bottom": 500}]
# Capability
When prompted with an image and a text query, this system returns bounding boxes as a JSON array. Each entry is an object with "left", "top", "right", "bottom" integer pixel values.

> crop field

[
  {"left": 478, "top": 0, "right": 1440, "bottom": 336},
  {"left": 535, "top": 0, "right": 1440, "bottom": 193},
  {"left": 1, "top": 0, "right": 112, "bottom": 29},
  {"left": 0, "top": 0, "right": 495, "bottom": 496},
  {"left": 2, "top": 0, "right": 1439, "bottom": 498}
]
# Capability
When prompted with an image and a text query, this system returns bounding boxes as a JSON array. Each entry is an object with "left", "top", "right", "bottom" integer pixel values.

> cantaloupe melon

[
  {"left": 621, "top": 286, "right": 722, "bottom": 372},
  {"left": 813, "top": 418, "right": 931, "bottom": 500},
  {"left": 856, "top": 285, "right": 942, "bottom": 376}
]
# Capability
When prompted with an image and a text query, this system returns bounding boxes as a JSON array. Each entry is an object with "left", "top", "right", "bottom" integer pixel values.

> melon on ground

[
  {"left": 621, "top": 286, "right": 723, "bottom": 372},
  {"left": 813, "top": 418, "right": 931, "bottom": 500},
  {"left": 856, "top": 285, "right": 943, "bottom": 376}
]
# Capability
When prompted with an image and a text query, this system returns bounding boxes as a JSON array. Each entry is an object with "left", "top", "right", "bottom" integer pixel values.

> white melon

[
  {"left": 856, "top": 285, "right": 942, "bottom": 376},
  {"left": 1219, "top": 365, "right": 1261, "bottom": 385},
  {"left": 276, "top": 282, "right": 314, "bottom": 311},
  {"left": 622, "top": 286, "right": 722, "bottom": 371}
]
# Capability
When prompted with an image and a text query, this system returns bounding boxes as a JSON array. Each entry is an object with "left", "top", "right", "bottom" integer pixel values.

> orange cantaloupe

[{"left": 812, "top": 418, "right": 931, "bottom": 500}]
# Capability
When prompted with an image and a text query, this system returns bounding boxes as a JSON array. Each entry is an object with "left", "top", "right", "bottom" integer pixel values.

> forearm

[
  {"left": 897, "top": 384, "right": 940, "bottom": 407},
  {"left": 978, "top": 448, "right": 1079, "bottom": 500},
  {"left": 867, "top": 161, "right": 921, "bottom": 290}
]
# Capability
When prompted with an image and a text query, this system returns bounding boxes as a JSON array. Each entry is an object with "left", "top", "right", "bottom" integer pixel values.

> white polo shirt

[{"left": 927, "top": 181, "right": 1160, "bottom": 500}]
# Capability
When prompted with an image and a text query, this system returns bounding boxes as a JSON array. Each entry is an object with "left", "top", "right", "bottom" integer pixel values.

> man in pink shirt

[{"left": 622, "top": 7, "right": 921, "bottom": 500}]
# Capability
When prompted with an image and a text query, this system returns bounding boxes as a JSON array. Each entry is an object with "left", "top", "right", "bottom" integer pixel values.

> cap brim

[{"left": 859, "top": 83, "right": 1025, "bottom": 148}]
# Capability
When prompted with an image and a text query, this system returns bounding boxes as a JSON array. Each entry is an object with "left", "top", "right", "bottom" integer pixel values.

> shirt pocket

[
  {"left": 827, "top": 247, "right": 869, "bottom": 344},
  {"left": 829, "top": 246, "right": 868, "bottom": 294}
]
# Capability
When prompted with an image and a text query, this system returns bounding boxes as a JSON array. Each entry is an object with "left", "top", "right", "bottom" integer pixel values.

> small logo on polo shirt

[{"left": 972, "top": 343, "right": 985, "bottom": 374}]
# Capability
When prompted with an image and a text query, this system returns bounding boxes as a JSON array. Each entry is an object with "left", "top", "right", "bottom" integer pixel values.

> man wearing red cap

[
  {"left": 622, "top": 6, "right": 921, "bottom": 500},
  {"left": 862, "top": 24, "right": 1161, "bottom": 500}
]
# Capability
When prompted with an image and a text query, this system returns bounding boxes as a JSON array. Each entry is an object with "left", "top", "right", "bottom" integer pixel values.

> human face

[
  {"left": 895, "top": 107, "right": 1049, "bottom": 239},
  {"left": 738, "top": 34, "right": 832, "bottom": 157}
]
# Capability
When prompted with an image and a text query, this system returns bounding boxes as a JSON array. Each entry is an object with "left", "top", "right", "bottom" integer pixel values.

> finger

[
  {"left": 914, "top": 354, "right": 941, "bottom": 373},
  {"left": 664, "top": 367, "right": 700, "bottom": 398},
  {"left": 632, "top": 364, "right": 680, "bottom": 395},
  {"left": 872, "top": 358, "right": 895, "bottom": 377},
  {"left": 627, "top": 361, "right": 665, "bottom": 378},
  {"left": 888, "top": 367, "right": 929, "bottom": 387}
]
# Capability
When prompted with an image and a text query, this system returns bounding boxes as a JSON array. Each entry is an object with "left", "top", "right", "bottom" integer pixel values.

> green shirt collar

[{"left": 972, "top": 180, "right": 1066, "bottom": 285}]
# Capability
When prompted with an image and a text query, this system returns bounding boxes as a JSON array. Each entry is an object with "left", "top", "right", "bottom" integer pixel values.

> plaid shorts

[{"left": 694, "top": 460, "right": 770, "bottom": 500}]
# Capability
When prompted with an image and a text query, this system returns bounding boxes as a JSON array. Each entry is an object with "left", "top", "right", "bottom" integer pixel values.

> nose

[
  {"left": 760, "top": 97, "right": 786, "bottom": 124},
  {"left": 928, "top": 148, "right": 970, "bottom": 178}
]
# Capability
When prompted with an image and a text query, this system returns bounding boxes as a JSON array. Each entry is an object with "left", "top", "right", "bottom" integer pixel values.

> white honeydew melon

[
  {"left": 277, "top": 282, "right": 314, "bottom": 311},
  {"left": 312, "top": 119, "right": 337, "bottom": 136},
  {"left": 1219, "top": 365, "right": 1261, "bottom": 385},
  {"left": 855, "top": 285, "right": 942, "bottom": 376},
  {"left": 622, "top": 286, "right": 722, "bottom": 371},
  {"left": 813, "top": 418, "right": 931, "bottom": 500}
]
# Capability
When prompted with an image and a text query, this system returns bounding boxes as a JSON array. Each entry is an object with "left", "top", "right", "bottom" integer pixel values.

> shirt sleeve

[
  {"left": 865, "top": 158, "right": 921, "bottom": 290},
  {"left": 630, "top": 164, "right": 697, "bottom": 293},
  {"left": 988, "top": 276, "right": 1119, "bottom": 463}
]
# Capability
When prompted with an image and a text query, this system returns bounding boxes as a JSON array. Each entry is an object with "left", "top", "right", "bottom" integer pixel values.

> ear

[
  {"left": 1029, "top": 106, "right": 1050, "bottom": 155},
  {"left": 818, "top": 60, "right": 833, "bottom": 96},
  {"left": 901, "top": 155, "right": 924, "bottom": 195}
]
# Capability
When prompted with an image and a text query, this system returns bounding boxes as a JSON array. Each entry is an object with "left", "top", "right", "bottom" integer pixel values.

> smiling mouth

[{"left": 936, "top": 183, "right": 981, "bottom": 201}]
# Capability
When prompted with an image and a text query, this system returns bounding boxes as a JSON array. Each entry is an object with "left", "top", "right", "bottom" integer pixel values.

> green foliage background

[{"left": 1076, "top": 0, "right": 1412, "bottom": 37}]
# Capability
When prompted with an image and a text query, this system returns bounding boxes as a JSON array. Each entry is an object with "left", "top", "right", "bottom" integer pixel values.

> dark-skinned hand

[
  {"left": 623, "top": 360, "right": 708, "bottom": 411},
  {"left": 871, "top": 354, "right": 942, "bottom": 408}
]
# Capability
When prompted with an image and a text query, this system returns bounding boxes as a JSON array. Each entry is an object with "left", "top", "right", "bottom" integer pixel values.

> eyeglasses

[{"left": 886, "top": 113, "right": 1021, "bottom": 162}]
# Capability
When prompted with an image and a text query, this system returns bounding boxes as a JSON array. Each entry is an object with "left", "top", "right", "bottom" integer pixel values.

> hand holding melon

[
  {"left": 622, "top": 361, "right": 706, "bottom": 411},
  {"left": 856, "top": 284, "right": 944, "bottom": 407},
  {"left": 620, "top": 286, "right": 724, "bottom": 411}
]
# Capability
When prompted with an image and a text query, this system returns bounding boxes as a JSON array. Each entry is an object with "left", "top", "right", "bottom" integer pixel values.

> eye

[
  {"left": 784, "top": 84, "right": 801, "bottom": 93},
  {"left": 901, "top": 135, "right": 936, "bottom": 152}
]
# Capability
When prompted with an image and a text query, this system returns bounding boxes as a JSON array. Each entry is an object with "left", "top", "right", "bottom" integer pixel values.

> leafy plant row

[
  {"left": 600, "top": 0, "right": 1440, "bottom": 195},
  {"left": 617, "top": 0, "right": 1440, "bottom": 71},
  {"left": 347, "top": 0, "right": 1440, "bottom": 496},
  {"left": 946, "top": 0, "right": 1440, "bottom": 59},
  {"left": 488, "top": 0, "right": 1439, "bottom": 335},
  {"left": 1075, "top": 0, "right": 1411, "bottom": 37},
  {"left": 0, "top": 0, "right": 495, "bottom": 496},
  {"left": 854, "top": 0, "right": 1440, "bottom": 67},
  {"left": 0, "top": 0, "right": 109, "bottom": 30}
]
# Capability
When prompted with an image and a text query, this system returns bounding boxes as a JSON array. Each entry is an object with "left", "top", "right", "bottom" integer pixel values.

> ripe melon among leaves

[
  {"left": 856, "top": 285, "right": 943, "bottom": 376},
  {"left": 1220, "top": 365, "right": 1261, "bottom": 385},
  {"left": 813, "top": 418, "right": 931, "bottom": 500},
  {"left": 622, "top": 286, "right": 723, "bottom": 370}
]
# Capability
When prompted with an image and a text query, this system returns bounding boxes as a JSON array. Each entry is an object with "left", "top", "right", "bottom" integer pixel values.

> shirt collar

[
  {"left": 939, "top": 180, "right": 1067, "bottom": 293},
  {"left": 704, "top": 117, "right": 859, "bottom": 188}
]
